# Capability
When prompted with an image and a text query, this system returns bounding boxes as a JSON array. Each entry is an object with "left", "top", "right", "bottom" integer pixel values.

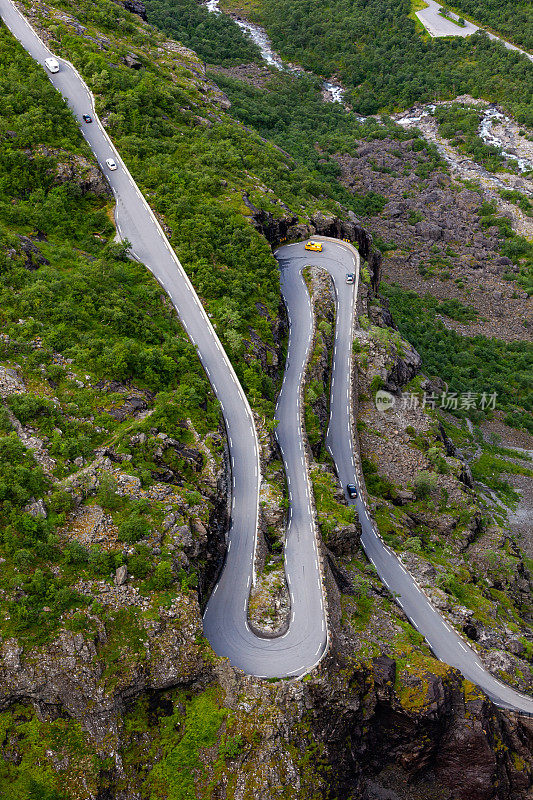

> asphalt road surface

[
  {"left": 1, "top": 0, "right": 532, "bottom": 710},
  {"left": 277, "top": 241, "right": 533, "bottom": 713},
  {"left": 416, "top": 0, "right": 533, "bottom": 62}
]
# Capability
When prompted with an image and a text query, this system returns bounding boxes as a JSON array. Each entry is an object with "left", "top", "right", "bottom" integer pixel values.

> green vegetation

[
  {"left": 447, "top": 0, "right": 533, "bottom": 51},
  {"left": 144, "top": 0, "right": 261, "bottom": 65},
  {"left": 0, "top": 25, "right": 219, "bottom": 643},
  {"left": 215, "top": 69, "right": 440, "bottom": 216},
  {"left": 361, "top": 457, "right": 397, "bottom": 500},
  {"left": 382, "top": 282, "right": 533, "bottom": 431},
  {"left": 395, "top": 293, "right": 478, "bottom": 323},
  {"left": 478, "top": 201, "right": 533, "bottom": 294},
  {"left": 438, "top": 6, "right": 465, "bottom": 26},
  {"left": 255, "top": 0, "right": 533, "bottom": 123},
  {"left": 23, "top": 0, "right": 372, "bottom": 420},
  {"left": 0, "top": 705, "right": 97, "bottom": 799},
  {"left": 413, "top": 470, "right": 438, "bottom": 499},
  {"left": 311, "top": 467, "right": 357, "bottom": 540},
  {"left": 499, "top": 188, "right": 533, "bottom": 216},
  {"left": 435, "top": 103, "right": 506, "bottom": 172},
  {"left": 139, "top": 689, "right": 227, "bottom": 799},
  {"left": 0, "top": 26, "right": 217, "bottom": 401},
  {"left": 471, "top": 450, "right": 532, "bottom": 504}
]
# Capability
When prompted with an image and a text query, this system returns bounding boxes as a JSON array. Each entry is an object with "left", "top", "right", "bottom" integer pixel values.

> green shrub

[
  {"left": 128, "top": 545, "right": 153, "bottom": 578},
  {"left": 369, "top": 375, "right": 384, "bottom": 395},
  {"left": 151, "top": 561, "right": 174, "bottom": 590},
  {"left": 118, "top": 513, "right": 151, "bottom": 544},
  {"left": 96, "top": 476, "right": 123, "bottom": 511},
  {"left": 414, "top": 470, "right": 438, "bottom": 499},
  {"left": 381, "top": 282, "right": 533, "bottom": 431},
  {"left": 63, "top": 542, "right": 89, "bottom": 565}
]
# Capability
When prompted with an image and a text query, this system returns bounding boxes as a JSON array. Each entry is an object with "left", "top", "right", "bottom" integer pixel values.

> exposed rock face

[
  {"left": 383, "top": 341, "right": 422, "bottom": 394},
  {"left": 35, "top": 146, "right": 111, "bottom": 196},
  {"left": 16, "top": 235, "right": 50, "bottom": 270},
  {"left": 335, "top": 135, "right": 532, "bottom": 342},
  {"left": 243, "top": 197, "right": 383, "bottom": 294},
  {"left": 0, "top": 596, "right": 209, "bottom": 743},
  {"left": 0, "top": 365, "right": 25, "bottom": 397},
  {"left": 114, "top": 565, "right": 128, "bottom": 586},
  {"left": 112, "top": 0, "right": 147, "bottom": 20},
  {"left": 122, "top": 52, "right": 142, "bottom": 69},
  {"left": 306, "top": 655, "right": 533, "bottom": 800}
]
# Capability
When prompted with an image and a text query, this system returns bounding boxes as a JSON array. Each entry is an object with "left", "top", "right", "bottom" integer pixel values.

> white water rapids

[
  {"left": 205, "top": 0, "right": 345, "bottom": 102},
  {"left": 479, "top": 107, "right": 533, "bottom": 173},
  {"left": 396, "top": 103, "right": 533, "bottom": 177}
]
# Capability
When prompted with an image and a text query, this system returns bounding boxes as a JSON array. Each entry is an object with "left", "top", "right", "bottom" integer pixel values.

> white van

[{"left": 44, "top": 57, "right": 59, "bottom": 74}]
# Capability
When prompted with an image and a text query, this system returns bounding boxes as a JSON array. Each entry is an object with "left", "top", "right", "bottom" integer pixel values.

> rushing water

[
  {"left": 479, "top": 107, "right": 533, "bottom": 173},
  {"left": 323, "top": 81, "right": 345, "bottom": 103},
  {"left": 397, "top": 103, "right": 532, "bottom": 176},
  {"left": 396, "top": 106, "right": 509, "bottom": 188},
  {"left": 233, "top": 15, "right": 287, "bottom": 70},
  {"left": 205, "top": 0, "right": 345, "bottom": 102}
]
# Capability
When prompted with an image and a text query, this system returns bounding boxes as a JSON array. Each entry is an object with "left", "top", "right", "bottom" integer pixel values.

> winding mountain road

[
  {"left": 1, "top": 0, "right": 532, "bottom": 712},
  {"left": 278, "top": 242, "right": 533, "bottom": 713}
]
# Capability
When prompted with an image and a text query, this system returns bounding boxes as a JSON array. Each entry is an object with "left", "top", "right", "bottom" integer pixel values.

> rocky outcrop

[
  {"left": 122, "top": 52, "right": 143, "bottom": 69},
  {"left": 16, "top": 235, "right": 50, "bottom": 270},
  {"left": 336, "top": 134, "right": 532, "bottom": 343},
  {"left": 34, "top": 146, "right": 111, "bottom": 196},
  {"left": 439, "top": 421, "right": 474, "bottom": 488},
  {"left": 197, "top": 442, "right": 231, "bottom": 606},
  {"left": 0, "top": 596, "right": 210, "bottom": 744},
  {"left": 383, "top": 341, "right": 422, "bottom": 394},
  {"left": 0, "top": 365, "right": 25, "bottom": 397},
  {"left": 243, "top": 197, "right": 383, "bottom": 294},
  {"left": 112, "top": 0, "right": 147, "bottom": 20},
  {"left": 306, "top": 655, "right": 533, "bottom": 800}
]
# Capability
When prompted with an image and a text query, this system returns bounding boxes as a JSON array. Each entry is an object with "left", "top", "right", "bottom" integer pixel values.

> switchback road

[
  {"left": 1, "top": 0, "right": 532, "bottom": 711},
  {"left": 276, "top": 241, "right": 533, "bottom": 713}
]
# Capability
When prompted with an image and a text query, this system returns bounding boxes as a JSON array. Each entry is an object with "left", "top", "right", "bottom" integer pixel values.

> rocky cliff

[{"left": 244, "top": 198, "right": 383, "bottom": 295}]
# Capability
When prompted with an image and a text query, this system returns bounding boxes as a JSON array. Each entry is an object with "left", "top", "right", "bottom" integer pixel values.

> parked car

[
  {"left": 304, "top": 241, "right": 323, "bottom": 252},
  {"left": 346, "top": 483, "right": 358, "bottom": 499},
  {"left": 105, "top": 158, "right": 117, "bottom": 171},
  {"left": 345, "top": 273, "right": 355, "bottom": 284},
  {"left": 44, "top": 57, "right": 59, "bottom": 73},
  {"left": 82, "top": 114, "right": 93, "bottom": 123}
]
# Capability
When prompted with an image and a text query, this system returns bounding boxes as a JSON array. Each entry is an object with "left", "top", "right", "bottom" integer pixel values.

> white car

[
  {"left": 105, "top": 158, "right": 118, "bottom": 171},
  {"left": 44, "top": 57, "right": 59, "bottom": 74}
]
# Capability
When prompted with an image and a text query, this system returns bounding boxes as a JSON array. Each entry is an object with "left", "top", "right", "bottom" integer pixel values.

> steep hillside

[
  {"left": 251, "top": 0, "right": 533, "bottom": 122},
  {"left": 0, "top": 1, "right": 532, "bottom": 799}
]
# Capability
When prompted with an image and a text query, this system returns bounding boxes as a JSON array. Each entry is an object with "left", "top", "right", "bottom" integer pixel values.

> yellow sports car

[{"left": 304, "top": 241, "right": 323, "bottom": 252}]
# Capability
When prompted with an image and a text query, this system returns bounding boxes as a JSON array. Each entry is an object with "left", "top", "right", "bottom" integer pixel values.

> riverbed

[{"left": 204, "top": 0, "right": 345, "bottom": 102}]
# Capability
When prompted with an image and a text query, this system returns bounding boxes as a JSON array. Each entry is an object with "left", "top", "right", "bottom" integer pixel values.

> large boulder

[{"left": 414, "top": 220, "right": 443, "bottom": 241}]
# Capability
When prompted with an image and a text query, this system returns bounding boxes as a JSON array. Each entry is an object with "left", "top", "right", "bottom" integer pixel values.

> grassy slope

[
  {"left": 1, "top": 2, "right": 532, "bottom": 797},
  {"left": 0, "top": 23, "right": 234, "bottom": 799}
]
